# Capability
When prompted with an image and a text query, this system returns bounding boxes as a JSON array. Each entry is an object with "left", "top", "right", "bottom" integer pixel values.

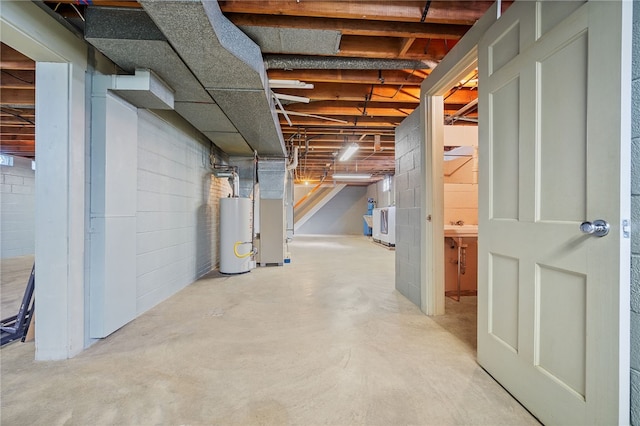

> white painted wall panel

[
  {"left": 35, "top": 62, "right": 86, "bottom": 360},
  {"left": 136, "top": 110, "right": 229, "bottom": 315},
  {"left": 89, "top": 91, "right": 138, "bottom": 338}
]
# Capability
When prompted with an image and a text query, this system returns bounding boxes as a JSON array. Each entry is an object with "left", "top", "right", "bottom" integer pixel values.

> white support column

[
  {"left": 35, "top": 62, "right": 86, "bottom": 360},
  {"left": 89, "top": 78, "right": 138, "bottom": 338}
]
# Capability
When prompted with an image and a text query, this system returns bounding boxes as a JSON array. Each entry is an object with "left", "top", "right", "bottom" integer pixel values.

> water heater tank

[{"left": 220, "top": 197, "right": 253, "bottom": 274}]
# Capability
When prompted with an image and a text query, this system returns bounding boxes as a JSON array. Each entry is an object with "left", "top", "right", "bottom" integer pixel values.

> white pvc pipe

[{"left": 287, "top": 146, "right": 299, "bottom": 170}]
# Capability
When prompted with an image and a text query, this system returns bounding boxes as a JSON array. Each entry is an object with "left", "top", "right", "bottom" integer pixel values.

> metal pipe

[
  {"left": 287, "top": 146, "right": 299, "bottom": 170},
  {"left": 231, "top": 170, "right": 240, "bottom": 198}
]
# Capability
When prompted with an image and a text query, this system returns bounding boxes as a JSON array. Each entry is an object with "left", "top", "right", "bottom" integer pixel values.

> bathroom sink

[{"left": 444, "top": 224, "right": 478, "bottom": 238}]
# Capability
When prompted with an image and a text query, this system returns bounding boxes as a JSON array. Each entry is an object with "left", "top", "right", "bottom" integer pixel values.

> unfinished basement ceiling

[
  {"left": 3, "top": 1, "right": 502, "bottom": 183},
  {"left": 0, "top": 44, "right": 35, "bottom": 159}
]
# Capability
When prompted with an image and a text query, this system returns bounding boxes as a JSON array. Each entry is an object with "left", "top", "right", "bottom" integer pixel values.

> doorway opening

[{"left": 0, "top": 43, "right": 37, "bottom": 345}]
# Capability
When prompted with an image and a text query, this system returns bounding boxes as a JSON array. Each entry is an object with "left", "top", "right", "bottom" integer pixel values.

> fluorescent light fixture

[
  {"left": 332, "top": 173, "right": 372, "bottom": 180},
  {"left": 269, "top": 79, "right": 314, "bottom": 89},
  {"left": 339, "top": 143, "right": 359, "bottom": 161}
]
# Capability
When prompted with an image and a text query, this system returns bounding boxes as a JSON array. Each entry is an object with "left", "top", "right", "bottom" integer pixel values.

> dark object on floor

[{"left": 1, "top": 263, "right": 35, "bottom": 346}]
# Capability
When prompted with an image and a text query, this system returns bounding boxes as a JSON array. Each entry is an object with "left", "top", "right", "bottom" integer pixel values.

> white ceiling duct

[{"left": 138, "top": 0, "right": 286, "bottom": 156}]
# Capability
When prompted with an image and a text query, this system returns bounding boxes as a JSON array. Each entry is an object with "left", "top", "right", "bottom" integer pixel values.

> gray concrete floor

[
  {"left": 0, "top": 254, "right": 34, "bottom": 319},
  {"left": 0, "top": 236, "right": 538, "bottom": 425}
]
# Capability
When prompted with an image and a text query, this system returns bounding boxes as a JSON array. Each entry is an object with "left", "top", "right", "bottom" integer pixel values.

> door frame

[
  {"left": 420, "top": 0, "right": 631, "bottom": 421},
  {"left": 1, "top": 1, "right": 89, "bottom": 359},
  {"left": 420, "top": 3, "right": 500, "bottom": 315}
]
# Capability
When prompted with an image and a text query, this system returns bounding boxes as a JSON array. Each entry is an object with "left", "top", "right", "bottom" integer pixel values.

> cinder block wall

[
  {"left": 0, "top": 156, "right": 35, "bottom": 258},
  {"left": 631, "top": 2, "right": 640, "bottom": 423},
  {"left": 394, "top": 108, "right": 422, "bottom": 306},
  {"left": 136, "top": 110, "right": 231, "bottom": 315}
]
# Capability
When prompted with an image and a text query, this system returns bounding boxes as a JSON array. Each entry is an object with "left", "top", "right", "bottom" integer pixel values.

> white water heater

[{"left": 220, "top": 197, "right": 253, "bottom": 274}]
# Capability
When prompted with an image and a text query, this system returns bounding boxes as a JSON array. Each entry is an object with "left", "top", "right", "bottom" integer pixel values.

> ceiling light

[
  {"left": 339, "top": 143, "right": 359, "bottom": 161},
  {"left": 332, "top": 173, "right": 372, "bottom": 180},
  {"left": 268, "top": 79, "right": 314, "bottom": 89}
]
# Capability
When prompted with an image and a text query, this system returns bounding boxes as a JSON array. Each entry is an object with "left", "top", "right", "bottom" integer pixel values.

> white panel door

[{"left": 477, "top": 1, "right": 630, "bottom": 424}]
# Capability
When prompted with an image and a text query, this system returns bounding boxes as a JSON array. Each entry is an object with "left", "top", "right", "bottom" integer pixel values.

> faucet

[{"left": 450, "top": 220, "right": 464, "bottom": 226}]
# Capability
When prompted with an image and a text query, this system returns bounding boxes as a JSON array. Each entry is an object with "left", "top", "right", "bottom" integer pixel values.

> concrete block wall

[
  {"left": 136, "top": 110, "right": 231, "bottom": 315},
  {"left": 0, "top": 156, "right": 35, "bottom": 258},
  {"left": 395, "top": 108, "right": 422, "bottom": 306},
  {"left": 631, "top": 2, "right": 640, "bottom": 424}
]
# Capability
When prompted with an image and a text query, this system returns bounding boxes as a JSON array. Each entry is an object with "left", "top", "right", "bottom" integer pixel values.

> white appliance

[
  {"left": 372, "top": 206, "right": 395, "bottom": 246},
  {"left": 220, "top": 197, "right": 254, "bottom": 274}
]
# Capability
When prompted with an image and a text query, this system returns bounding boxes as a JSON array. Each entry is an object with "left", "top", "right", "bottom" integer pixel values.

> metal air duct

[{"left": 139, "top": 0, "right": 285, "bottom": 157}]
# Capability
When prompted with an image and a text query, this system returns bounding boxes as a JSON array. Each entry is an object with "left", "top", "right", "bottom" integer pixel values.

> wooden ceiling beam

[
  {"left": 276, "top": 83, "right": 476, "bottom": 105},
  {"left": 0, "top": 44, "right": 35, "bottom": 70},
  {"left": 283, "top": 128, "right": 395, "bottom": 135},
  {"left": 287, "top": 135, "right": 395, "bottom": 143},
  {"left": 276, "top": 83, "right": 421, "bottom": 103},
  {"left": 300, "top": 141, "right": 396, "bottom": 148},
  {"left": 0, "top": 89, "right": 35, "bottom": 106},
  {"left": 299, "top": 161, "right": 395, "bottom": 168},
  {"left": 337, "top": 35, "right": 437, "bottom": 60},
  {"left": 399, "top": 37, "right": 417, "bottom": 56},
  {"left": 226, "top": 13, "right": 469, "bottom": 39},
  {"left": 287, "top": 100, "right": 419, "bottom": 110},
  {"left": 300, "top": 162, "right": 395, "bottom": 168},
  {"left": 281, "top": 115, "right": 401, "bottom": 125},
  {"left": 0, "top": 142, "right": 35, "bottom": 149},
  {"left": 0, "top": 126, "right": 35, "bottom": 135},
  {"left": 219, "top": 1, "right": 492, "bottom": 25},
  {"left": 267, "top": 69, "right": 427, "bottom": 85},
  {"left": 0, "top": 134, "right": 35, "bottom": 142},
  {"left": 0, "top": 61, "right": 36, "bottom": 71},
  {"left": 1, "top": 70, "right": 35, "bottom": 88},
  {"left": 300, "top": 161, "right": 394, "bottom": 168},
  {"left": 285, "top": 104, "right": 414, "bottom": 117},
  {"left": 292, "top": 140, "right": 396, "bottom": 147}
]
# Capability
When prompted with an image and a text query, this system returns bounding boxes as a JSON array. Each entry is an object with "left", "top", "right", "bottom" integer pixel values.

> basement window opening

[{"left": 383, "top": 175, "right": 391, "bottom": 192}]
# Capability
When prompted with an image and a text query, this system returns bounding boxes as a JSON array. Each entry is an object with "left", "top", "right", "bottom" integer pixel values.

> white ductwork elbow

[{"left": 287, "top": 146, "right": 299, "bottom": 171}]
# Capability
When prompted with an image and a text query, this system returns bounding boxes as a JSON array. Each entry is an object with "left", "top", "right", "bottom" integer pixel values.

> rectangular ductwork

[
  {"left": 85, "top": 4, "right": 285, "bottom": 157},
  {"left": 110, "top": 69, "right": 174, "bottom": 110},
  {"left": 229, "top": 156, "right": 257, "bottom": 199},
  {"left": 258, "top": 159, "right": 287, "bottom": 200},
  {"left": 139, "top": 0, "right": 286, "bottom": 157}
]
